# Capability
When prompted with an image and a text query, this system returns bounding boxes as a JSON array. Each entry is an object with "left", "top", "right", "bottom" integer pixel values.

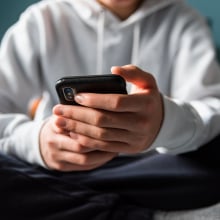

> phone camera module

[{"left": 63, "top": 87, "right": 75, "bottom": 101}]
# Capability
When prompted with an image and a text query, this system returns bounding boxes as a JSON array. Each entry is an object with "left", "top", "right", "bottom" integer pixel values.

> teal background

[
  {"left": 187, "top": 0, "right": 220, "bottom": 48},
  {"left": 0, "top": 0, "right": 219, "bottom": 48},
  {"left": 0, "top": 0, "right": 39, "bottom": 40}
]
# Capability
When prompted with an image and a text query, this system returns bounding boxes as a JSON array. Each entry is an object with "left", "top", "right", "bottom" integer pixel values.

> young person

[{"left": 0, "top": 0, "right": 220, "bottom": 219}]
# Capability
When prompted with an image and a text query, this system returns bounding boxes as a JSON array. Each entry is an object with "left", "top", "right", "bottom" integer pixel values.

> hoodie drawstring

[
  {"left": 131, "top": 22, "right": 140, "bottom": 65},
  {"left": 96, "top": 9, "right": 105, "bottom": 75},
  {"left": 96, "top": 9, "right": 141, "bottom": 75}
]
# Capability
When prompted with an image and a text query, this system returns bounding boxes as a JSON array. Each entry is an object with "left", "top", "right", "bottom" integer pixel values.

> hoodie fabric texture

[{"left": 0, "top": 0, "right": 220, "bottom": 167}]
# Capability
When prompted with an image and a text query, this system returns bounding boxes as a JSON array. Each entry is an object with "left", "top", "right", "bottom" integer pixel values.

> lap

[
  {"left": 1, "top": 135, "right": 220, "bottom": 218},
  {"left": 0, "top": 154, "right": 153, "bottom": 220}
]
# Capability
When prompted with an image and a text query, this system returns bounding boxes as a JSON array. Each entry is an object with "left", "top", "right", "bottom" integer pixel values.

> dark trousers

[{"left": 1, "top": 135, "right": 220, "bottom": 220}]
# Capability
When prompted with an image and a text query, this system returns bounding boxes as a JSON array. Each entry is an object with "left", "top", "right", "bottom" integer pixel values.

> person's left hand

[{"left": 53, "top": 65, "right": 163, "bottom": 155}]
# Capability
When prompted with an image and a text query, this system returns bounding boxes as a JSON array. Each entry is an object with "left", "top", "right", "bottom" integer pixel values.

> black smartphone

[{"left": 55, "top": 74, "right": 127, "bottom": 105}]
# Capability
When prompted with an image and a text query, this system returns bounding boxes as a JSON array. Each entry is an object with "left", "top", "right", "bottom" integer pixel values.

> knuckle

[
  {"left": 53, "top": 162, "right": 65, "bottom": 171},
  {"left": 128, "top": 146, "right": 143, "bottom": 154},
  {"left": 93, "top": 112, "right": 106, "bottom": 126},
  {"left": 46, "top": 153, "right": 64, "bottom": 170},
  {"left": 110, "top": 96, "right": 124, "bottom": 110},
  {"left": 97, "top": 141, "right": 109, "bottom": 150},
  {"left": 63, "top": 119, "right": 75, "bottom": 131},
  {"left": 125, "top": 64, "right": 139, "bottom": 72},
  {"left": 79, "top": 137, "right": 108, "bottom": 151},
  {"left": 130, "top": 65, "right": 140, "bottom": 72},
  {"left": 48, "top": 151, "right": 58, "bottom": 162},
  {"left": 126, "top": 146, "right": 139, "bottom": 154},
  {"left": 136, "top": 116, "right": 148, "bottom": 131},
  {"left": 54, "top": 116, "right": 64, "bottom": 127},
  {"left": 65, "top": 120, "right": 77, "bottom": 132},
  {"left": 47, "top": 138, "right": 55, "bottom": 147},
  {"left": 78, "top": 138, "right": 90, "bottom": 148},
  {"left": 77, "top": 154, "right": 90, "bottom": 165},
  {"left": 75, "top": 143, "right": 87, "bottom": 153},
  {"left": 84, "top": 165, "right": 98, "bottom": 171},
  {"left": 148, "top": 74, "right": 157, "bottom": 87},
  {"left": 95, "top": 128, "right": 109, "bottom": 140},
  {"left": 74, "top": 143, "right": 84, "bottom": 153}
]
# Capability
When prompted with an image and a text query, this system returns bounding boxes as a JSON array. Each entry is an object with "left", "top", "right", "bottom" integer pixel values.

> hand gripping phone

[{"left": 55, "top": 74, "right": 127, "bottom": 105}]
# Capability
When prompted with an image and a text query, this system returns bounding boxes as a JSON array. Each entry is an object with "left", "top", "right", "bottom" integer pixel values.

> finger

[
  {"left": 57, "top": 150, "right": 117, "bottom": 169},
  {"left": 69, "top": 132, "right": 145, "bottom": 154},
  {"left": 111, "top": 65, "right": 158, "bottom": 90},
  {"left": 73, "top": 91, "right": 154, "bottom": 112},
  {"left": 74, "top": 92, "right": 128, "bottom": 112},
  {"left": 55, "top": 117, "right": 130, "bottom": 142},
  {"left": 51, "top": 161, "right": 106, "bottom": 172},
  {"left": 72, "top": 65, "right": 158, "bottom": 111},
  {"left": 54, "top": 104, "right": 145, "bottom": 130},
  {"left": 50, "top": 132, "right": 94, "bottom": 153}
]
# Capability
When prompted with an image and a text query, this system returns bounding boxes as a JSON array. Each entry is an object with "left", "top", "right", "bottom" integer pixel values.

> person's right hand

[{"left": 39, "top": 116, "right": 117, "bottom": 171}]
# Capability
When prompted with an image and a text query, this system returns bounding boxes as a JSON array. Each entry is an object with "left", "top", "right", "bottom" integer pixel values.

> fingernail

[
  {"left": 111, "top": 66, "right": 117, "bottom": 70},
  {"left": 75, "top": 94, "right": 85, "bottom": 104},
  {"left": 111, "top": 66, "right": 119, "bottom": 72},
  {"left": 57, "top": 118, "right": 66, "bottom": 127},
  {"left": 70, "top": 132, "right": 78, "bottom": 139},
  {"left": 54, "top": 106, "right": 63, "bottom": 115}
]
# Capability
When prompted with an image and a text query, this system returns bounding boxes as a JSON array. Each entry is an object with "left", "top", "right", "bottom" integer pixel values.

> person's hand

[
  {"left": 39, "top": 116, "right": 117, "bottom": 171},
  {"left": 52, "top": 65, "right": 163, "bottom": 158}
]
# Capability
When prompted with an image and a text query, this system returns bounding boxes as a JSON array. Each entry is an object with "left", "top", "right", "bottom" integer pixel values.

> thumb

[{"left": 111, "top": 65, "right": 157, "bottom": 90}]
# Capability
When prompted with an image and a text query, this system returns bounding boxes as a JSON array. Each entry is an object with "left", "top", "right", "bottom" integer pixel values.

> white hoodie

[{"left": 0, "top": 0, "right": 220, "bottom": 167}]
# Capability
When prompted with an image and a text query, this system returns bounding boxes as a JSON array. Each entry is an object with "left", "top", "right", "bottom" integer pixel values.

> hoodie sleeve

[
  {"left": 151, "top": 7, "right": 220, "bottom": 154},
  {"left": 0, "top": 7, "right": 46, "bottom": 166}
]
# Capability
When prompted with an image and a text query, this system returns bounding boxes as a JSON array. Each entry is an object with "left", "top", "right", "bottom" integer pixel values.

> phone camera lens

[{"left": 63, "top": 87, "right": 75, "bottom": 101}]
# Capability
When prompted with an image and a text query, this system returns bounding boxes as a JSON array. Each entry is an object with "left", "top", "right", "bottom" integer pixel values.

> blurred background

[
  {"left": 0, "top": 0, "right": 38, "bottom": 39},
  {"left": 0, "top": 0, "right": 219, "bottom": 55},
  {"left": 187, "top": 0, "right": 220, "bottom": 55}
]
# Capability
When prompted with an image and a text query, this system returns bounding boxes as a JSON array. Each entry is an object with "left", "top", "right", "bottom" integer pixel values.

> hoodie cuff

[
  {"left": 10, "top": 120, "right": 47, "bottom": 167},
  {"left": 150, "top": 95, "right": 196, "bottom": 154}
]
